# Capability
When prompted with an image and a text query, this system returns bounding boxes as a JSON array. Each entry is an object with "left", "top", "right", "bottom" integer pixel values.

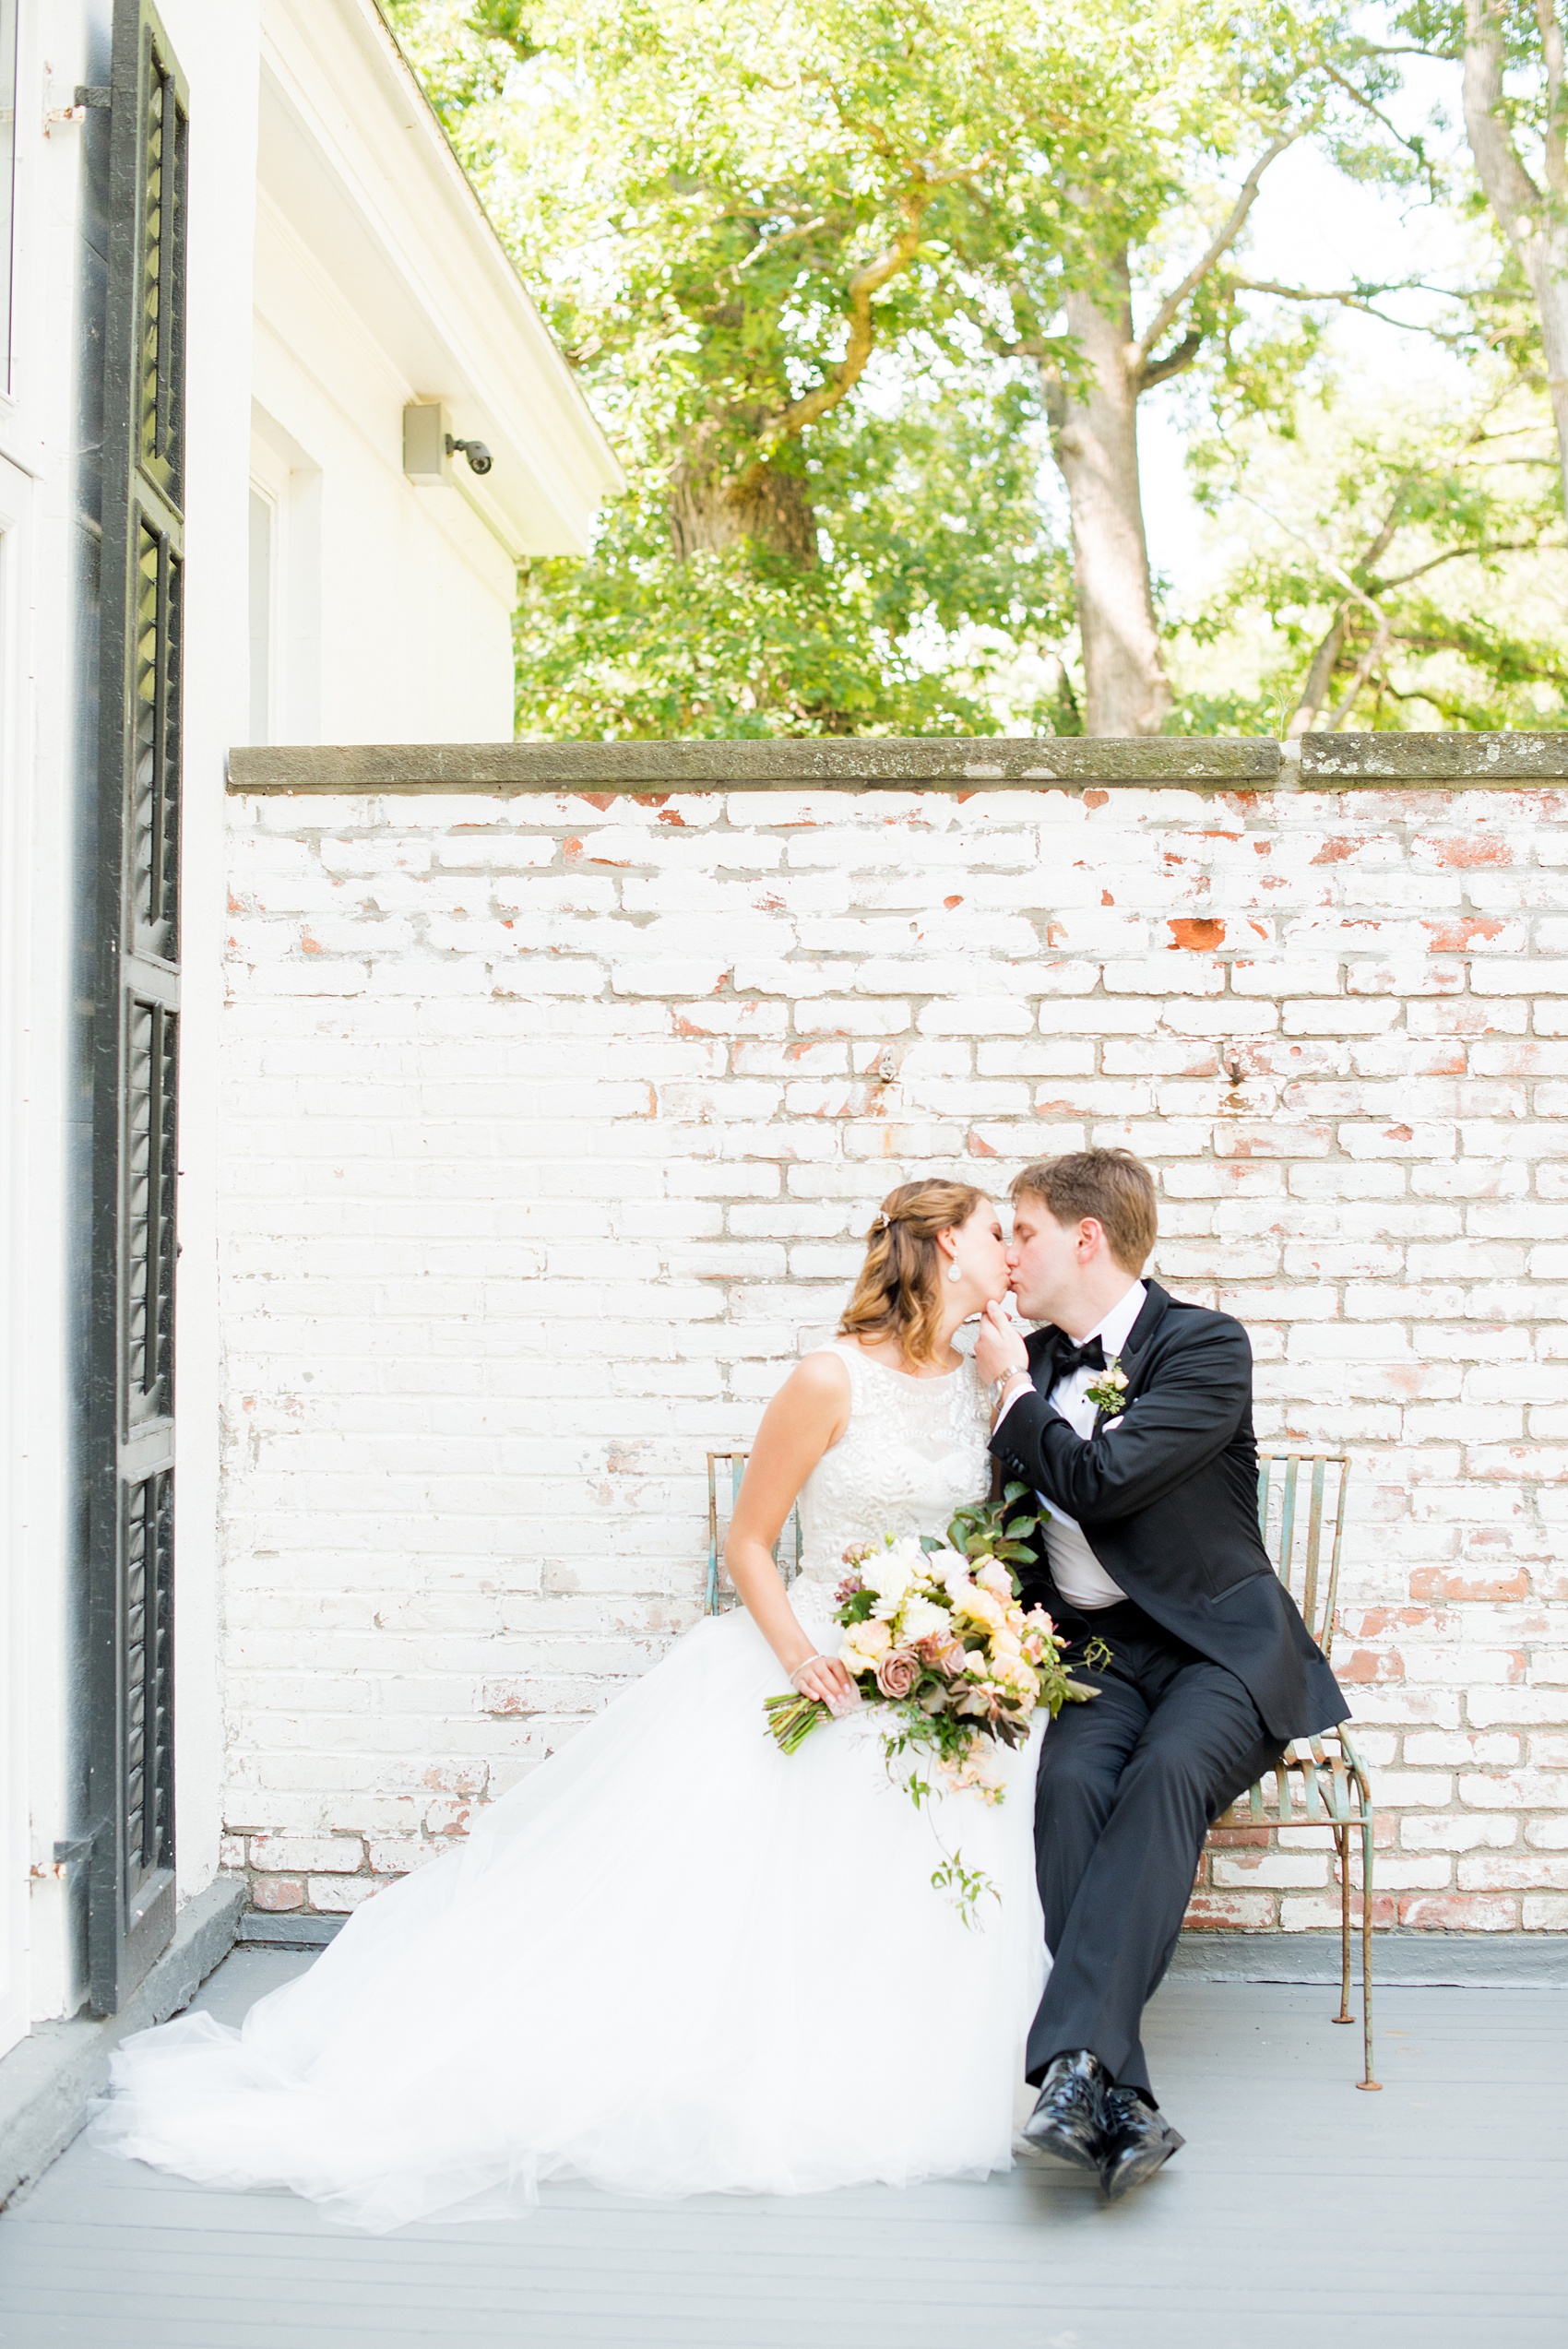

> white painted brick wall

[{"left": 220, "top": 783, "right": 1568, "bottom": 1932}]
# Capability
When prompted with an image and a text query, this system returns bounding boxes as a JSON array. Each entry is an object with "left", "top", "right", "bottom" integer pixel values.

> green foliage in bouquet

[{"left": 935, "top": 1481, "right": 1041, "bottom": 1580}]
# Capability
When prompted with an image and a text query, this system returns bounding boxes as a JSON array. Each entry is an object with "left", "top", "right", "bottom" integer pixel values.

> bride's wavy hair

[{"left": 837, "top": 1180, "right": 989, "bottom": 1368}]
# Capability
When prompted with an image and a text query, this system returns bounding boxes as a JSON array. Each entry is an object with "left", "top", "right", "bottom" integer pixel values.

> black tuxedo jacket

[{"left": 990, "top": 1280, "right": 1347, "bottom": 1741}]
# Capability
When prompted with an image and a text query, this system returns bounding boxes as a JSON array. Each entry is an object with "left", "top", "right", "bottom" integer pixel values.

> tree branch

[
  {"left": 1140, "top": 328, "right": 1205, "bottom": 388},
  {"left": 1289, "top": 607, "right": 1348, "bottom": 735},
  {"left": 1372, "top": 533, "right": 1563, "bottom": 589},
  {"left": 1230, "top": 482, "right": 1396, "bottom": 621},
  {"left": 1353, "top": 40, "right": 1462, "bottom": 61},
  {"left": 1316, "top": 61, "right": 1440, "bottom": 189},
  {"left": 1463, "top": 0, "right": 1544, "bottom": 252},
  {"left": 1227, "top": 274, "right": 1467, "bottom": 337},
  {"left": 1129, "top": 123, "right": 1312, "bottom": 375},
  {"left": 1324, "top": 611, "right": 1395, "bottom": 729},
  {"left": 1226, "top": 475, "right": 1404, "bottom": 729},
  {"left": 736, "top": 216, "right": 826, "bottom": 273},
  {"left": 756, "top": 171, "right": 960, "bottom": 445},
  {"left": 1539, "top": 0, "right": 1568, "bottom": 197}
]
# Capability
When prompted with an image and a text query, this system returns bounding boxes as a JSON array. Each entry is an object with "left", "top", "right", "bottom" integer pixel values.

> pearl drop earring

[{"left": 946, "top": 1253, "right": 962, "bottom": 1285}]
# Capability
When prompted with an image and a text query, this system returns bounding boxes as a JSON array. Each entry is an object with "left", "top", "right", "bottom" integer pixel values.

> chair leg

[
  {"left": 1356, "top": 1810, "right": 1381, "bottom": 2092},
  {"left": 1333, "top": 1824, "right": 1353, "bottom": 2025}
]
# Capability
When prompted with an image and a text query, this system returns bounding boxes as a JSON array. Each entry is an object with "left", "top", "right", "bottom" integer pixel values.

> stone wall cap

[{"left": 225, "top": 732, "right": 1568, "bottom": 795}]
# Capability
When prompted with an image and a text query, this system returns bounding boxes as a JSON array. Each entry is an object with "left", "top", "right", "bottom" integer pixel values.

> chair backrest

[
  {"left": 706, "top": 1450, "right": 801, "bottom": 1614},
  {"left": 705, "top": 1443, "right": 1350, "bottom": 1642},
  {"left": 1256, "top": 1453, "right": 1350, "bottom": 1655}
]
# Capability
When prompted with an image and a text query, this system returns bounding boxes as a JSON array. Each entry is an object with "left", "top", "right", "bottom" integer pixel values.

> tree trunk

[
  {"left": 669, "top": 455, "right": 818, "bottom": 568},
  {"left": 1289, "top": 610, "right": 1348, "bottom": 735},
  {"left": 1045, "top": 267, "right": 1172, "bottom": 736},
  {"left": 1462, "top": 0, "right": 1568, "bottom": 526},
  {"left": 1500, "top": 235, "right": 1568, "bottom": 531}
]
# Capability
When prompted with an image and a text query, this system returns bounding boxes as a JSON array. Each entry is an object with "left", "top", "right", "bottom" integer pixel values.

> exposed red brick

[
  {"left": 1340, "top": 1649, "right": 1406, "bottom": 1683},
  {"left": 1418, "top": 834, "right": 1513, "bottom": 867},
  {"left": 1398, "top": 1895, "right": 1519, "bottom": 1931},
  {"left": 1410, "top": 1567, "right": 1531, "bottom": 1604},
  {"left": 1168, "top": 918, "right": 1226, "bottom": 950},
  {"left": 1422, "top": 916, "right": 1505, "bottom": 952},
  {"left": 1182, "top": 1892, "right": 1277, "bottom": 1929},
  {"left": 250, "top": 1878, "right": 306, "bottom": 1912}
]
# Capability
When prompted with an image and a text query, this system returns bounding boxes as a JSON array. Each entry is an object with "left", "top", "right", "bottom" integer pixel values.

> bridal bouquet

[{"left": 764, "top": 1489, "right": 1094, "bottom": 1869}]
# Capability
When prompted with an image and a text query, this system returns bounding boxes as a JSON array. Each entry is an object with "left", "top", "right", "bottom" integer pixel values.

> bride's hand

[
  {"left": 974, "top": 1298, "right": 1029, "bottom": 1385},
  {"left": 789, "top": 1652, "right": 860, "bottom": 1715}
]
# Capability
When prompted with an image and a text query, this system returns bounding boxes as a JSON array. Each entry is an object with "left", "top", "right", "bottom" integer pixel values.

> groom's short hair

[{"left": 1010, "top": 1149, "right": 1157, "bottom": 1274}]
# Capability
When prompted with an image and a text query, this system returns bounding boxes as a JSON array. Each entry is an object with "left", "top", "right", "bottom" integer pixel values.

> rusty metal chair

[
  {"left": 705, "top": 1450, "right": 799, "bottom": 1614},
  {"left": 704, "top": 1442, "right": 1376, "bottom": 2088},
  {"left": 1241, "top": 1451, "right": 1378, "bottom": 2090}
]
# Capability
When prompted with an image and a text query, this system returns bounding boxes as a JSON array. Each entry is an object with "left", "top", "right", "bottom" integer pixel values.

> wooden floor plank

[{"left": 0, "top": 1958, "right": 1562, "bottom": 2349}]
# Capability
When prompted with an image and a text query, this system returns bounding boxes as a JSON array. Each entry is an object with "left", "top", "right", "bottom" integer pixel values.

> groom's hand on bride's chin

[{"left": 975, "top": 1299, "right": 1029, "bottom": 1385}]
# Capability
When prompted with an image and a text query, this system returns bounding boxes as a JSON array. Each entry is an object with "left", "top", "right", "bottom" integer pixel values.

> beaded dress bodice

[{"left": 791, "top": 1342, "right": 994, "bottom": 1603}]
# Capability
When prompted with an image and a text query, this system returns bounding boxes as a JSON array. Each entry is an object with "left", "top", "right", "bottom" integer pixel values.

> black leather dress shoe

[
  {"left": 1017, "top": 2049, "right": 1110, "bottom": 2171},
  {"left": 1098, "top": 2086, "right": 1184, "bottom": 2201}
]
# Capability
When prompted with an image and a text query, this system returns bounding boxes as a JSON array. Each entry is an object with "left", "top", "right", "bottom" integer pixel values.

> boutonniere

[{"left": 1085, "top": 1359, "right": 1129, "bottom": 1418}]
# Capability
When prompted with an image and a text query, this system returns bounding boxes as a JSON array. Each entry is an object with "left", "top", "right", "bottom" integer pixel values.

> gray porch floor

[{"left": 0, "top": 1951, "right": 1561, "bottom": 2349}]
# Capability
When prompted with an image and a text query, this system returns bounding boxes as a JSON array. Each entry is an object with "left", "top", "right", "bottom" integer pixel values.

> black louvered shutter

[{"left": 86, "top": 0, "right": 187, "bottom": 2014}]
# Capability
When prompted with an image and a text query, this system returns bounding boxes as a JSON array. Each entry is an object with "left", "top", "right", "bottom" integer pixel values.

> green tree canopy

[
  {"left": 1174, "top": 368, "right": 1566, "bottom": 732},
  {"left": 389, "top": 0, "right": 1084, "bottom": 732},
  {"left": 387, "top": 0, "right": 1566, "bottom": 736}
]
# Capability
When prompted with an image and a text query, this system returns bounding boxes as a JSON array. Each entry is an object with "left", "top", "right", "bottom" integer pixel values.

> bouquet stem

[{"left": 764, "top": 1691, "right": 830, "bottom": 1754}]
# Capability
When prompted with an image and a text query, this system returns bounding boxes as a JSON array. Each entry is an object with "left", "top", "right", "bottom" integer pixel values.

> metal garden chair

[
  {"left": 705, "top": 1451, "right": 799, "bottom": 1614},
  {"left": 1245, "top": 1451, "right": 1378, "bottom": 2090},
  {"left": 704, "top": 1443, "right": 1376, "bottom": 2090}
]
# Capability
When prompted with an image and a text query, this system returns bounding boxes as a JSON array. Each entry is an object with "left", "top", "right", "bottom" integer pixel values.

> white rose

[
  {"left": 897, "top": 1596, "right": 950, "bottom": 1646},
  {"left": 861, "top": 1542, "right": 919, "bottom": 1606}
]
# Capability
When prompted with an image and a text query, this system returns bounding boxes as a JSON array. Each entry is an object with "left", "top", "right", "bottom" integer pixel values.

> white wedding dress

[{"left": 98, "top": 1346, "right": 1046, "bottom": 2230}]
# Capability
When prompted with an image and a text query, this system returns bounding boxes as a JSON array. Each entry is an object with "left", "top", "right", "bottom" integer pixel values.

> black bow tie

[{"left": 1051, "top": 1334, "right": 1107, "bottom": 1379}]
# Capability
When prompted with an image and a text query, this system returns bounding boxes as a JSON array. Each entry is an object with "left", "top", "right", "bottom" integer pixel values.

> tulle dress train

[{"left": 97, "top": 1347, "right": 1046, "bottom": 2231}]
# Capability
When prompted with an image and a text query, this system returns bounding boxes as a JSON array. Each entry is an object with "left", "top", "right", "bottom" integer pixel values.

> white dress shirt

[{"left": 995, "top": 1280, "right": 1146, "bottom": 1612}]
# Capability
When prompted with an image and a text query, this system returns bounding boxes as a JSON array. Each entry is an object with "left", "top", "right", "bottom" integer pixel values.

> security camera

[{"left": 445, "top": 434, "right": 493, "bottom": 477}]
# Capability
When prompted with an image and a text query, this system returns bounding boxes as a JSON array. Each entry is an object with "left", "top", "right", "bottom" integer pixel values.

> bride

[{"left": 98, "top": 1180, "right": 1046, "bottom": 2230}]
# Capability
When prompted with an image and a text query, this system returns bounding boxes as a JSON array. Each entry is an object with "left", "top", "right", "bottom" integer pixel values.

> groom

[{"left": 973, "top": 1148, "right": 1347, "bottom": 2201}]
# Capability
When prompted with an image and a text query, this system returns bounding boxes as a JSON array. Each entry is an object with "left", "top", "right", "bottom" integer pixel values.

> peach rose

[
  {"left": 840, "top": 1619, "right": 893, "bottom": 1677},
  {"left": 953, "top": 1582, "right": 1007, "bottom": 1633}
]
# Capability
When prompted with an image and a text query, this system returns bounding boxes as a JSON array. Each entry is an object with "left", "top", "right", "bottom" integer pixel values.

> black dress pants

[{"left": 1027, "top": 1584, "right": 1283, "bottom": 2101}]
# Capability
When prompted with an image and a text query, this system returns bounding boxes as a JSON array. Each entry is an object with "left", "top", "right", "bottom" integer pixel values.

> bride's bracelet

[{"left": 789, "top": 1654, "right": 829, "bottom": 1690}]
